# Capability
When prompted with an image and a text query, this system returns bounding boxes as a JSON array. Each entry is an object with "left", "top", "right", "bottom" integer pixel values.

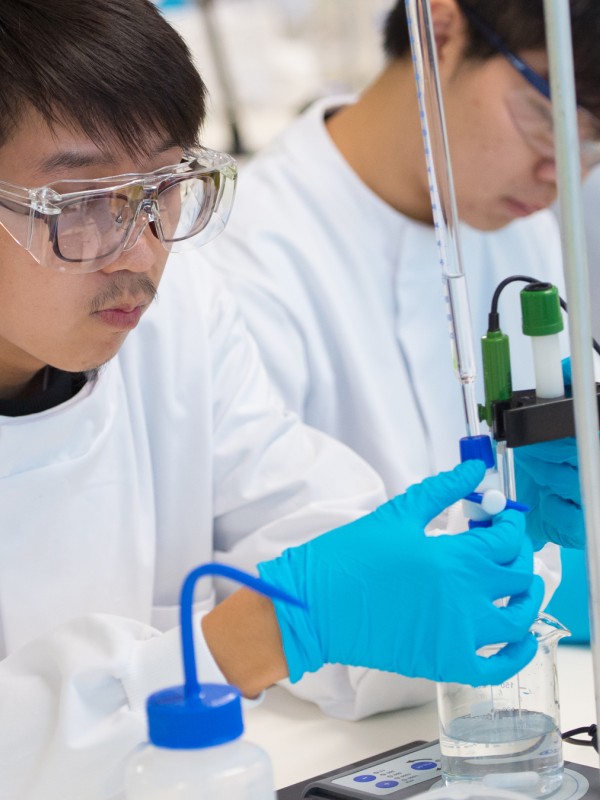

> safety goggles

[
  {"left": 458, "top": 2, "right": 600, "bottom": 170},
  {"left": 0, "top": 146, "right": 237, "bottom": 273}
]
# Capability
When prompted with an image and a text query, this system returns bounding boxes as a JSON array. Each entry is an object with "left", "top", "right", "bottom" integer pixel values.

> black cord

[
  {"left": 489, "top": 275, "right": 600, "bottom": 356},
  {"left": 488, "top": 275, "right": 541, "bottom": 331},
  {"left": 562, "top": 724, "right": 598, "bottom": 752},
  {"left": 559, "top": 298, "right": 600, "bottom": 356}
]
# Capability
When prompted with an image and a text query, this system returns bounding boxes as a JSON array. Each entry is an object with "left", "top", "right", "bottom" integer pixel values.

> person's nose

[
  {"left": 100, "top": 228, "right": 160, "bottom": 275},
  {"left": 100, "top": 205, "right": 161, "bottom": 275},
  {"left": 535, "top": 156, "right": 558, "bottom": 186},
  {"left": 535, "top": 153, "right": 590, "bottom": 185}
]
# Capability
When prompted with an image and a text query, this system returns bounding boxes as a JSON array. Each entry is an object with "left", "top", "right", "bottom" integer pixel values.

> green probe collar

[{"left": 520, "top": 283, "right": 564, "bottom": 336}]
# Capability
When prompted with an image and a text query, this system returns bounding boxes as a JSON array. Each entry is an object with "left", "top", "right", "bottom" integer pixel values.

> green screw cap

[{"left": 520, "top": 283, "right": 564, "bottom": 336}]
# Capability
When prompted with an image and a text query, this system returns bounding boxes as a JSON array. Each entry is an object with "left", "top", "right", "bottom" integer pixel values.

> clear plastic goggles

[
  {"left": 507, "top": 86, "right": 600, "bottom": 170},
  {"left": 457, "top": 1, "right": 600, "bottom": 171},
  {"left": 0, "top": 146, "right": 237, "bottom": 272}
]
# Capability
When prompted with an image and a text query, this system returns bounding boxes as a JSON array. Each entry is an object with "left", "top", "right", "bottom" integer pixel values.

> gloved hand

[
  {"left": 258, "top": 459, "right": 543, "bottom": 688},
  {"left": 514, "top": 357, "right": 584, "bottom": 550},
  {"left": 514, "top": 439, "right": 583, "bottom": 549}
]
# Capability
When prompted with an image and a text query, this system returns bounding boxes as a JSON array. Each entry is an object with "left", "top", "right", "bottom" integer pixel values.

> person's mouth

[
  {"left": 92, "top": 297, "right": 149, "bottom": 330},
  {"left": 505, "top": 197, "right": 545, "bottom": 218}
]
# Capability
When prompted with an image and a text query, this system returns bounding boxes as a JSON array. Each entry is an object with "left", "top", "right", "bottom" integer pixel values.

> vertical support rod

[
  {"left": 195, "top": 0, "right": 247, "bottom": 155},
  {"left": 543, "top": 0, "right": 600, "bottom": 763}
]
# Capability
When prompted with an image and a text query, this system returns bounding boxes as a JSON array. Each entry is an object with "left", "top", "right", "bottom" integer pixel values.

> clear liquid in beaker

[{"left": 440, "top": 709, "right": 563, "bottom": 798}]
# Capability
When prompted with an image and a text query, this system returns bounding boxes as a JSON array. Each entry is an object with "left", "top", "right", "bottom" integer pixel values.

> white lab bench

[{"left": 244, "top": 646, "right": 598, "bottom": 790}]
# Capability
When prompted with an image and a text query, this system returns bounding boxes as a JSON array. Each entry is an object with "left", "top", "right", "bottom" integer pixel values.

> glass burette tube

[
  {"left": 403, "top": 0, "right": 480, "bottom": 438},
  {"left": 404, "top": 0, "right": 519, "bottom": 721}
]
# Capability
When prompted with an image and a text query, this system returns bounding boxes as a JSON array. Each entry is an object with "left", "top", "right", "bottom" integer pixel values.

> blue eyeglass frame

[{"left": 457, "top": 1, "right": 551, "bottom": 100}]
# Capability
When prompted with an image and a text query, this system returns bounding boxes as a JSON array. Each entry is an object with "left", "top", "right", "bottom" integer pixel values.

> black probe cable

[
  {"left": 561, "top": 724, "right": 598, "bottom": 751},
  {"left": 489, "top": 274, "right": 600, "bottom": 356}
]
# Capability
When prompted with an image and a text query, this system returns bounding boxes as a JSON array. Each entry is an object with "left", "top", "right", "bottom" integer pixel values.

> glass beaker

[{"left": 436, "top": 613, "right": 570, "bottom": 798}]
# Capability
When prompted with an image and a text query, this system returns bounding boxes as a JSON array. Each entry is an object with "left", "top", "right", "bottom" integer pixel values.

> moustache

[{"left": 89, "top": 275, "right": 158, "bottom": 314}]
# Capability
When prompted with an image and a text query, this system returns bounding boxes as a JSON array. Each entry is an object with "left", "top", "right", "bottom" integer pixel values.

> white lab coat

[
  {"left": 0, "top": 257, "right": 406, "bottom": 800},
  {"left": 207, "top": 96, "right": 568, "bottom": 491},
  {"left": 204, "top": 94, "right": 563, "bottom": 643}
]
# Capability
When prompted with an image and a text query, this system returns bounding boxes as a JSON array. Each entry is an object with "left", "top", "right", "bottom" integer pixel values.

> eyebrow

[{"left": 36, "top": 140, "right": 181, "bottom": 176}]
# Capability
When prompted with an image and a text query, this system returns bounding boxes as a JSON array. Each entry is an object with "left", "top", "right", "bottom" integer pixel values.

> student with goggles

[
  {"left": 0, "top": 2, "right": 548, "bottom": 798},
  {"left": 205, "top": 0, "right": 599, "bottom": 692}
]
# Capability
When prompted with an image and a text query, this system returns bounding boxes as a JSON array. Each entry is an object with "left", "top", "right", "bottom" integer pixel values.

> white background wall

[
  {"left": 158, "top": 0, "right": 390, "bottom": 153},
  {"left": 158, "top": 1, "right": 600, "bottom": 339}
]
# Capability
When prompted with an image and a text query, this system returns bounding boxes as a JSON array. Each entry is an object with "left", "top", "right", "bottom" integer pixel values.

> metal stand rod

[
  {"left": 195, "top": 0, "right": 247, "bottom": 155},
  {"left": 543, "top": 0, "right": 600, "bottom": 767}
]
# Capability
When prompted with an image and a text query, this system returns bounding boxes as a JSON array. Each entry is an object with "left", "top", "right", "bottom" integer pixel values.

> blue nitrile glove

[
  {"left": 514, "top": 439, "right": 582, "bottom": 549},
  {"left": 514, "top": 357, "right": 584, "bottom": 550},
  {"left": 258, "top": 460, "right": 544, "bottom": 687}
]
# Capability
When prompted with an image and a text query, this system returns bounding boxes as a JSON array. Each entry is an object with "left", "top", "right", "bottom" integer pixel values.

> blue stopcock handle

[
  {"left": 460, "top": 435, "right": 495, "bottom": 529},
  {"left": 180, "top": 563, "right": 305, "bottom": 700},
  {"left": 465, "top": 492, "right": 529, "bottom": 513}
]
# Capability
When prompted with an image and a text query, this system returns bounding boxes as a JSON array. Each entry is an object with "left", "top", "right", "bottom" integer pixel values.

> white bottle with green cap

[
  {"left": 125, "top": 563, "right": 302, "bottom": 800},
  {"left": 520, "top": 282, "right": 565, "bottom": 400}
]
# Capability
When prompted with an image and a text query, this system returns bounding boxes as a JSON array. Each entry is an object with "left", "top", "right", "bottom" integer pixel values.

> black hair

[
  {"left": 0, "top": 0, "right": 207, "bottom": 153},
  {"left": 383, "top": 1, "right": 600, "bottom": 116}
]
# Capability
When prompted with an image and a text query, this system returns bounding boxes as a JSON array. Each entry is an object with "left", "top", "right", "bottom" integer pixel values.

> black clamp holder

[{"left": 490, "top": 386, "right": 600, "bottom": 448}]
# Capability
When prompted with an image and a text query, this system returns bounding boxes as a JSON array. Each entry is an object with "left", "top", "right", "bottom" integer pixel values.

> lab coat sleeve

[
  {"left": 217, "top": 257, "right": 312, "bottom": 417},
  {"left": 190, "top": 272, "right": 439, "bottom": 725},
  {"left": 0, "top": 612, "right": 224, "bottom": 800},
  {"left": 205, "top": 274, "right": 441, "bottom": 721},
  {"left": 208, "top": 271, "right": 387, "bottom": 576}
]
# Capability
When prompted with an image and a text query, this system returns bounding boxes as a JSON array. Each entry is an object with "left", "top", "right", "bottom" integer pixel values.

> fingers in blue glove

[
  {"left": 464, "top": 509, "right": 530, "bottom": 566},
  {"left": 516, "top": 440, "right": 579, "bottom": 472},
  {"left": 562, "top": 356, "right": 572, "bottom": 386},
  {"left": 259, "top": 460, "right": 542, "bottom": 687},
  {"left": 480, "top": 575, "right": 545, "bottom": 649},
  {"left": 470, "top": 635, "right": 539, "bottom": 687},
  {"left": 537, "top": 492, "right": 586, "bottom": 549},
  {"left": 388, "top": 458, "right": 486, "bottom": 525},
  {"left": 514, "top": 437, "right": 584, "bottom": 549},
  {"left": 457, "top": 511, "right": 536, "bottom": 603},
  {"left": 523, "top": 459, "right": 581, "bottom": 502}
]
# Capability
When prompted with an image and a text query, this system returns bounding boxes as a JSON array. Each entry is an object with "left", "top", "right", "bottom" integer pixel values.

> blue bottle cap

[
  {"left": 148, "top": 684, "right": 243, "bottom": 749},
  {"left": 459, "top": 435, "right": 495, "bottom": 468},
  {"left": 145, "top": 563, "right": 304, "bottom": 750}
]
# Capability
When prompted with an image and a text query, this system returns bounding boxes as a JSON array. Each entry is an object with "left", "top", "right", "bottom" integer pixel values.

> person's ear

[{"left": 430, "top": 0, "right": 466, "bottom": 64}]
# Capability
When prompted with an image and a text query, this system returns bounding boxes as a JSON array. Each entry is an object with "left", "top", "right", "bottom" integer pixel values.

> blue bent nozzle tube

[
  {"left": 144, "top": 562, "right": 305, "bottom": 751},
  {"left": 180, "top": 563, "right": 304, "bottom": 699}
]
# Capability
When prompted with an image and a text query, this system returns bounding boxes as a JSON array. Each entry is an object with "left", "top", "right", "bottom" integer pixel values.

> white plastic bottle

[
  {"left": 125, "top": 564, "right": 290, "bottom": 800},
  {"left": 125, "top": 683, "right": 275, "bottom": 800}
]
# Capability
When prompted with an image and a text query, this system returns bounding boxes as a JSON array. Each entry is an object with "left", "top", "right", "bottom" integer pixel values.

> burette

[
  {"left": 403, "top": 0, "right": 480, "bottom": 439},
  {"left": 402, "top": 0, "right": 518, "bottom": 724}
]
